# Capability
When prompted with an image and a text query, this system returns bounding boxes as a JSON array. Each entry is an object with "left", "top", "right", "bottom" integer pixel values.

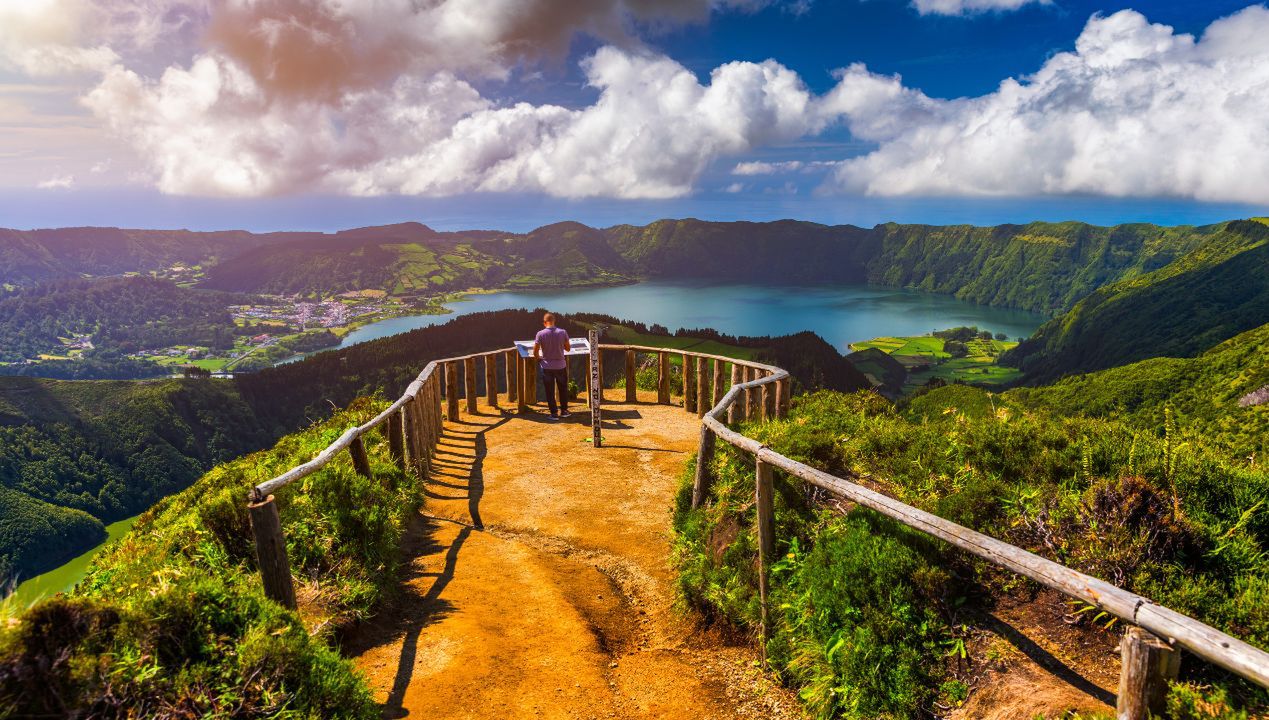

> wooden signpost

[{"left": 589, "top": 329, "right": 602, "bottom": 447}]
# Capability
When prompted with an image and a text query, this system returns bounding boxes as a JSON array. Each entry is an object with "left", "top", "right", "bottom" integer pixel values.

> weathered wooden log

[
  {"left": 1118, "top": 627, "right": 1180, "bottom": 720},
  {"left": 657, "top": 352, "right": 670, "bottom": 404},
  {"left": 387, "top": 409, "right": 405, "bottom": 472},
  {"left": 728, "top": 364, "right": 744, "bottom": 424},
  {"left": 464, "top": 357, "right": 478, "bottom": 414},
  {"left": 249, "top": 494, "right": 296, "bottom": 610},
  {"left": 485, "top": 354, "right": 498, "bottom": 407},
  {"left": 691, "top": 424, "right": 716, "bottom": 510},
  {"left": 505, "top": 349, "right": 518, "bottom": 403},
  {"left": 761, "top": 373, "right": 774, "bottom": 422},
  {"left": 683, "top": 352, "right": 696, "bottom": 413},
  {"left": 755, "top": 458, "right": 775, "bottom": 649},
  {"left": 696, "top": 356, "right": 708, "bottom": 418},
  {"left": 348, "top": 435, "right": 372, "bottom": 478},
  {"left": 777, "top": 377, "right": 790, "bottom": 418},
  {"left": 712, "top": 359, "right": 726, "bottom": 415},
  {"left": 625, "top": 349, "right": 637, "bottom": 403},
  {"left": 445, "top": 361, "right": 459, "bottom": 421}
]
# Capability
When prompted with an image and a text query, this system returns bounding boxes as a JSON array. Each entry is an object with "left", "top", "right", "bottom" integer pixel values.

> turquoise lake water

[{"left": 335, "top": 281, "right": 1046, "bottom": 353}]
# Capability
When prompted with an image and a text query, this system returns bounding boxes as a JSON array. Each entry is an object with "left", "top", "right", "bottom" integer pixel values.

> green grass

[
  {"left": 851, "top": 334, "right": 1021, "bottom": 392},
  {"left": 675, "top": 388, "right": 1269, "bottom": 718},
  {"left": 0, "top": 397, "right": 416, "bottom": 717}
]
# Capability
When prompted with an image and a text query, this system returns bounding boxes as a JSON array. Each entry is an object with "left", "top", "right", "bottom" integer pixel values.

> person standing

[{"left": 533, "top": 312, "right": 571, "bottom": 420}]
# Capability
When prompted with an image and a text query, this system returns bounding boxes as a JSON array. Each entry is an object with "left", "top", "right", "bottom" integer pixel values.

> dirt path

[{"left": 346, "top": 390, "right": 802, "bottom": 719}]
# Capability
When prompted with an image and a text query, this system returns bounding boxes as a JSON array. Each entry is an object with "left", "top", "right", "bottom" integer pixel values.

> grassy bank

[
  {"left": 673, "top": 388, "right": 1269, "bottom": 719},
  {"left": 0, "top": 397, "right": 416, "bottom": 717}
]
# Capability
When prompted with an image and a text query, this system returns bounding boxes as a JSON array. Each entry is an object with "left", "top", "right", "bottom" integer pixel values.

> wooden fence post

[
  {"left": 420, "top": 389, "right": 433, "bottom": 473},
  {"left": 729, "top": 364, "right": 744, "bottom": 424},
  {"left": 430, "top": 375, "right": 443, "bottom": 441},
  {"left": 741, "top": 365, "right": 751, "bottom": 416},
  {"left": 761, "top": 375, "right": 774, "bottom": 422},
  {"left": 388, "top": 409, "right": 405, "bottom": 472},
  {"left": 597, "top": 350, "right": 604, "bottom": 405},
  {"left": 657, "top": 351, "right": 670, "bottom": 404},
  {"left": 691, "top": 425, "right": 716, "bottom": 510},
  {"left": 777, "top": 377, "right": 790, "bottom": 418},
  {"left": 249, "top": 494, "right": 296, "bottom": 610},
  {"left": 696, "top": 356, "right": 708, "bottom": 418},
  {"left": 683, "top": 352, "right": 696, "bottom": 413},
  {"left": 485, "top": 354, "right": 498, "bottom": 407},
  {"left": 712, "top": 360, "right": 726, "bottom": 414},
  {"left": 1118, "top": 626, "right": 1180, "bottom": 720},
  {"left": 446, "top": 362, "right": 460, "bottom": 421},
  {"left": 517, "top": 356, "right": 528, "bottom": 412},
  {"left": 625, "top": 349, "right": 637, "bottom": 402},
  {"left": 755, "top": 457, "right": 775, "bottom": 652},
  {"left": 505, "top": 349, "right": 518, "bottom": 403},
  {"left": 348, "top": 435, "right": 372, "bottom": 478},
  {"left": 403, "top": 399, "right": 421, "bottom": 478},
  {"left": 464, "top": 357, "right": 478, "bottom": 414}
]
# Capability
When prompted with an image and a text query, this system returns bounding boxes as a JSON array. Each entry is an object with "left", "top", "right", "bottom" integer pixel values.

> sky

[{"left": 2, "top": 0, "right": 1268, "bottom": 232}]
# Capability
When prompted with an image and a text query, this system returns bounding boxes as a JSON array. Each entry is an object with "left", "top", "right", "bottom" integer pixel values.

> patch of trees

[
  {"left": 0, "top": 377, "right": 273, "bottom": 586},
  {"left": 1005, "top": 222, "right": 1269, "bottom": 383},
  {"left": 0, "top": 276, "right": 254, "bottom": 362}
]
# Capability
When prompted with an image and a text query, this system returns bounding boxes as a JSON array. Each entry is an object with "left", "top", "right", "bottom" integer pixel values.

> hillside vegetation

[
  {"left": 0, "top": 226, "right": 321, "bottom": 286},
  {"left": 1005, "top": 219, "right": 1269, "bottom": 383},
  {"left": 0, "top": 400, "right": 408, "bottom": 718},
  {"left": 0, "top": 378, "right": 272, "bottom": 585},
  {"left": 5, "top": 218, "right": 1236, "bottom": 318},
  {"left": 0, "top": 276, "right": 250, "bottom": 364},
  {"left": 1009, "top": 321, "right": 1269, "bottom": 460},
  {"left": 676, "top": 387, "right": 1269, "bottom": 718},
  {"left": 197, "top": 218, "right": 1220, "bottom": 317}
]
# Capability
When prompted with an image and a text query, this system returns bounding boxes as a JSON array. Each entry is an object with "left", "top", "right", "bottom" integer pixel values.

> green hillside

[
  {"left": 1005, "top": 219, "right": 1269, "bottom": 383},
  {"left": 0, "top": 400, "right": 402, "bottom": 717},
  {"left": 1009, "top": 321, "right": 1269, "bottom": 459},
  {"left": 0, "top": 226, "right": 302, "bottom": 286},
  {"left": 97, "top": 217, "right": 1237, "bottom": 320},
  {"left": 0, "top": 378, "right": 272, "bottom": 585},
  {"left": 676, "top": 387, "right": 1269, "bottom": 717},
  {"left": 0, "top": 276, "right": 250, "bottom": 363}
]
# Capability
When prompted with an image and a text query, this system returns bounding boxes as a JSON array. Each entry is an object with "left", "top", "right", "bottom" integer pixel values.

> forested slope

[
  {"left": 1004, "top": 219, "right": 1269, "bottom": 383},
  {"left": 1008, "top": 321, "right": 1269, "bottom": 459},
  {"left": 0, "top": 276, "right": 249, "bottom": 362},
  {"left": 9, "top": 218, "right": 1234, "bottom": 320},
  {"left": 0, "top": 226, "right": 301, "bottom": 286},
  {"left": 0, "top": 378, "right": 272, "bottom": 584}
]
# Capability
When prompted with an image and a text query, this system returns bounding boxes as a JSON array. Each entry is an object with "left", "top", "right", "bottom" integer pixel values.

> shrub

[{"left": 0, "top": 397, "right": 413, "bottom": 717}]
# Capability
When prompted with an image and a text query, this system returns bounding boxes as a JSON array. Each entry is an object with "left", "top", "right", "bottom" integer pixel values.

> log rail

[{"left": 246, "top": 343, "right": 1269, "bottom": 719}]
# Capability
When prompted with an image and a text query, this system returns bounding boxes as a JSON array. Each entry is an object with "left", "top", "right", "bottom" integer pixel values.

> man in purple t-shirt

[{"left": 533, "top": 312, "right": 571, "bottom": 419}]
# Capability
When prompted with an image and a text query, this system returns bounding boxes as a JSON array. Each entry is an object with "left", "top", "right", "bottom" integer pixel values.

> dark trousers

[{"left": 542, "top": 367, "right": 569, "bottom": 414}]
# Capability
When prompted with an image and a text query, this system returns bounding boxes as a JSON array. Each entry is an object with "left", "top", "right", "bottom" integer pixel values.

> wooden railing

[{"left": 247, "top": 343, "right": 1268, "bottom": 720}]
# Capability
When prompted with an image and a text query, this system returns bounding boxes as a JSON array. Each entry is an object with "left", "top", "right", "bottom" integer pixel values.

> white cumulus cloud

[
  {"left": 911, "top": 0, "right": 1049, "bottom": 17},
  {"left": 822, "top": 6, "right": 1269, "bottom": 204}
]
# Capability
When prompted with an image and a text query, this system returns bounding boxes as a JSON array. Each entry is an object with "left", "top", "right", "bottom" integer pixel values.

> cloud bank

[
  {"left": 6, "top": 1, "right": 1269, "bottom": 205},
  {"left": 824, "top": 6, "right": 1269, "bottom": 203}
]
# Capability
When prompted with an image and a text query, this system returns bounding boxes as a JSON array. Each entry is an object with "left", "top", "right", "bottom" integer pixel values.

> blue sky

[{"left": 2, "top": 0, "right": 1268, "bottom": 232}]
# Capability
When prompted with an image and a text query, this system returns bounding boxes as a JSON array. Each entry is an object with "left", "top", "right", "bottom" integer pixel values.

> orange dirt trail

[{"left": 347, "top": 390, "right": 802, "bottom": 719}]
